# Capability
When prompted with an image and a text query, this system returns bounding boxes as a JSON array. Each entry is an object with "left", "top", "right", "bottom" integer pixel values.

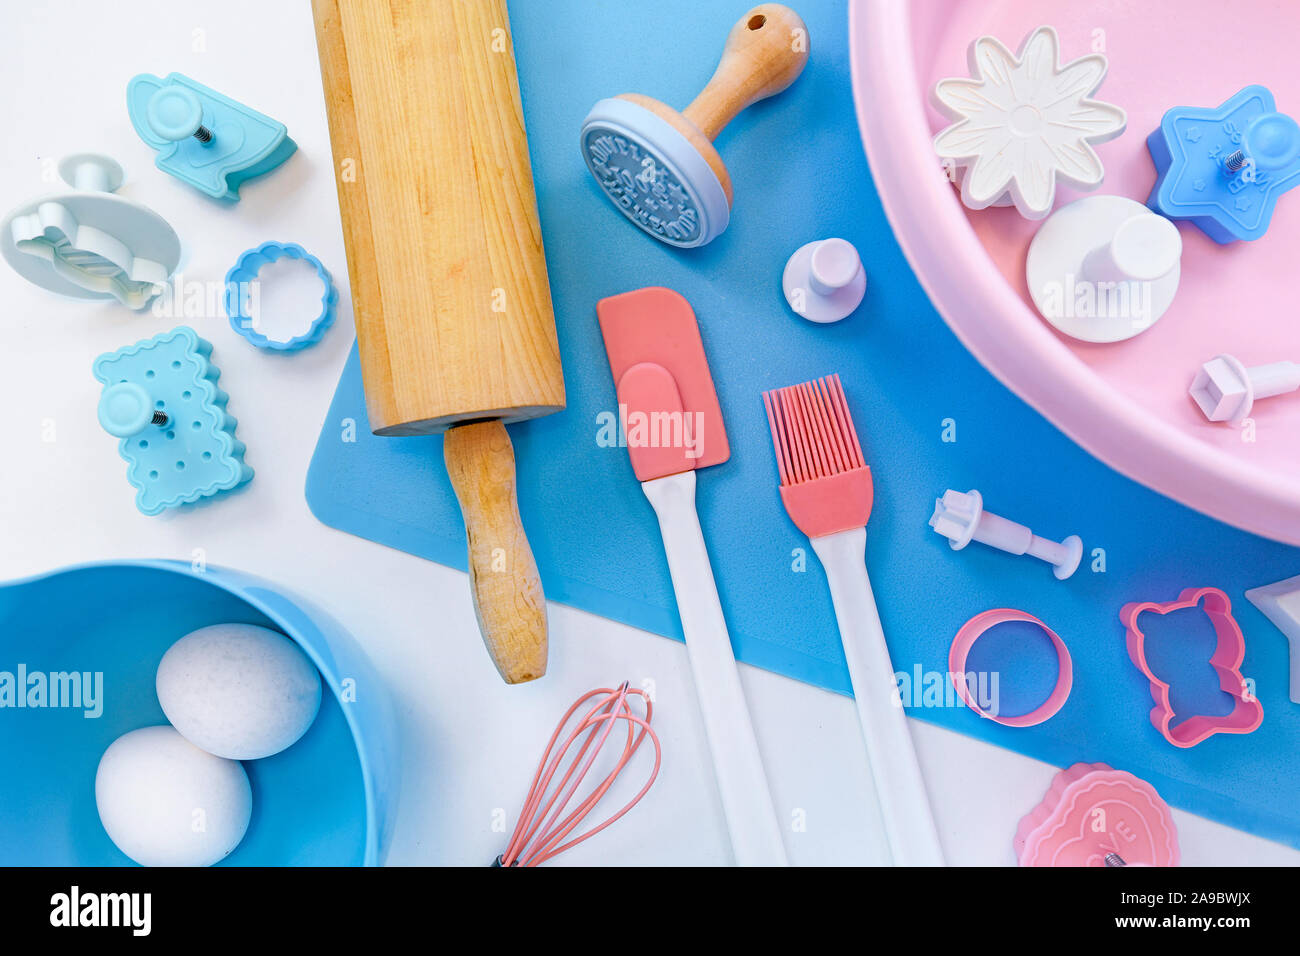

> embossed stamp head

[{"left": 580, "top": 5, "right": 809, "bottom": 248}]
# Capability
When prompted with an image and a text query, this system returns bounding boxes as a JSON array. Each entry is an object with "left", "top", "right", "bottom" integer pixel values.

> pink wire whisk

[{"left": 496, "top": 681, "right": 661, "bottom": 866}]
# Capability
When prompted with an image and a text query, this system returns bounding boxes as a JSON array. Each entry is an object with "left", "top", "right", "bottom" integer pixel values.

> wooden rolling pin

[{"left": 313, "top": 0, "right": 565, "bottom": 683}]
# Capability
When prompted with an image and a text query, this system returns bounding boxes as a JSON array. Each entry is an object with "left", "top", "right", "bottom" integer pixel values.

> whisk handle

[{"left": 641, "top": 471, "right": 788, "bottom": 866}]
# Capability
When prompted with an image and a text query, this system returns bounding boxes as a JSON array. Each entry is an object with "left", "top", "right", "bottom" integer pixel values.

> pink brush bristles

[
  {"left": 762, "top": 374, "right": 874, "bottom": 539},
  {"left": 497, "top": 682, "right": 661, "bottom": 867},
  {"left": 763, "top": 374, "right": 865, "bottom": 487}
]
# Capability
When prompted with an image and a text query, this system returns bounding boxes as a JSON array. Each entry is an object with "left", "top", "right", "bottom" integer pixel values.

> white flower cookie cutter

[{"left": 931, "top": 26, "right": 1127, "bottom": 220}]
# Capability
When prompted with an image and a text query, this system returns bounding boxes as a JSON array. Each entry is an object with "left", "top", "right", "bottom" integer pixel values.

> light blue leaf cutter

[
  {"left": 224, "top": 241, "right": 338, "bottom": 351},
  {"left": 126, "top": 73, "right": 296, "bottom": 201},
  {"left": 94, "top": 326, "right": 253, "bottom": 515}
]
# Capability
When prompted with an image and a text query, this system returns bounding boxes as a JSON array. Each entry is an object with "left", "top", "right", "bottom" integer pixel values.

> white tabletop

[{"left": 1, "top": 0, "right": 1295, "bottom": 867}]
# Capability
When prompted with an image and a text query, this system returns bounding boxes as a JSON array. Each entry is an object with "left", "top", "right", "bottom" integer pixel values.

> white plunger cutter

[
  {"left": 1026, "top": 195, "right": 1182, "bottom": 343},
  {"left": 783, "top": 238, "right": 867, "bottom": 323},
  {"left": 1189, "top": 354, "right": 1300, "bottom": 424},
  {"left": 930, "top": 489, "right": 1083, "bottom": 580}
]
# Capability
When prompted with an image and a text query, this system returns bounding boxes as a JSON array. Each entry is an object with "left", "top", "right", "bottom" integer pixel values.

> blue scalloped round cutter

[
  {"left": 93, "top": 327, "right": 253, "bottom": 515},
  {"left": 224, "top": 241, "right": 338, "bottom": 352},
  {"left": 1147, "top": 85, "right": 1300, "bottom": 243},
  {"left": 127, "top": 72, "right": 296, "bottom": 201}
]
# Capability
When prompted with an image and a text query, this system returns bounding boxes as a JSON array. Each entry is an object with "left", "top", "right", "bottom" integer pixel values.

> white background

[{"left": 1, "top": 0, "right": 1296, "bottom": 866}]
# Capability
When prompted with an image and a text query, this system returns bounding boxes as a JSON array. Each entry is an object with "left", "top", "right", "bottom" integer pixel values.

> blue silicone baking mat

[{"left": 307, "top": 0, "right": 1300, "bottom": 846}]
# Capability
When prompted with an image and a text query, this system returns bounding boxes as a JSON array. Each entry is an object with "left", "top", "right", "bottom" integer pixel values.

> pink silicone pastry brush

[{"left": 763, "top": 374, "right": 944, "bottom": 866}]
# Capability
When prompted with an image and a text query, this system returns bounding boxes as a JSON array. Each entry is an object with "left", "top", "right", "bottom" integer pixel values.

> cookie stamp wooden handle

[
  {"left": 443, "top": 421, "right": 547, "bottom": 684},
  {"left": 683, "top": 4, "right": 809, "bottom": 141}
]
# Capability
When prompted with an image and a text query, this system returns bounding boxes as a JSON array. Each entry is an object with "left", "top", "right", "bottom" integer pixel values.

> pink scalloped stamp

[
  {"left": 1120, "top": 587, "right": 1263, "bottom": 748},
  {"left": 1015, "top": 763, "right": 1179, "bottom": 867}
]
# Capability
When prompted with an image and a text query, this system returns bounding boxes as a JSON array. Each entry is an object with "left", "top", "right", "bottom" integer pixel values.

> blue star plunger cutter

[
  {"left": 93, "top": 326, "right": 253, "bottom": 515},
  {"left": 1147, "top": 85, "right": 1300, "bottom": 243},
  {"left": 126, "top": 73, "right": 296, "bottom": 201},
  {"left": 224, "top": 241, "right": 338, "bottom": 351}
]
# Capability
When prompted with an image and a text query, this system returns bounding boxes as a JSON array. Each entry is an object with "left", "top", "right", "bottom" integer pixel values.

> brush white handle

[
  {"left": 811, "top": 527, "right": 945, "bottom": 867},
  {"left": 641, "top": 471, "right": 788, "bottom": 867}
]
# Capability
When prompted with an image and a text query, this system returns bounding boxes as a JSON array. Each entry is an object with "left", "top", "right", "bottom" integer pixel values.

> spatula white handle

[
  {"left": 811, "top": 527, "right": 945, "bottom": 867},
  {"left": 641, "top": 471, "right": 788, "bottom": 867}
]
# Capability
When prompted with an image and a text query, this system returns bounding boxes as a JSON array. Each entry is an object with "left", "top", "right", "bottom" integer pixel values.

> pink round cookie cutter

[
  {"left": 949, "top": 608, "right": 1073, "bottom": 727},
  {"left": 849, "top": 0, "right": 1300, "bottom": 546}
]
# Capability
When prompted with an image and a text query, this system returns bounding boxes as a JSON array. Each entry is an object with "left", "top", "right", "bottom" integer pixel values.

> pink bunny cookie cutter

[
  {"left": 1120, "top": 587, "right": 1263, "bottom": 749},
  {"left": 1015, "top": 763, "right": 1179, "bottom": 867}
]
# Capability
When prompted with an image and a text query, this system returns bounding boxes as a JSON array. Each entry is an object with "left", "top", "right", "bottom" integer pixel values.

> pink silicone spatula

[
  {"left": 599, "top": 287, "right": 787, "bottom": 867},
  {"left": 763, "top": 374, "right": 944, "bottom": 867}
]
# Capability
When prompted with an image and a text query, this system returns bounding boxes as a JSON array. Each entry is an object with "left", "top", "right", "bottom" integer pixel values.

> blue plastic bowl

[{"left": 0, "top": 560, "right": 398, "bottom": 866}]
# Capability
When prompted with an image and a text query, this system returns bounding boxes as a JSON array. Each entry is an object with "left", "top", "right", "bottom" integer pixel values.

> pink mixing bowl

[{"left": 850, "top": 0, "right": 1300, "bottom": 545}]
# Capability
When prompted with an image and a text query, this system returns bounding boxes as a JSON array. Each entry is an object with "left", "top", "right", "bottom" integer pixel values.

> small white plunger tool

[
  {"left": 930, "top": 489, "right": 1082, "bottom": 580},
  {"left": 782, "top": 238, "right": 866, "bottom": 323},
  {"left": 1190, "top": 354, "right": 1300, "bottom": 424}
]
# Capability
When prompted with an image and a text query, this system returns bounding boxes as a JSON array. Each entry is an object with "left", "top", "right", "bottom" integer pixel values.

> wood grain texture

[
  {"left": 682, "top": 4, "right": 809, "bottom": 141},
  {"left": 313, "top": 0, "right": 556, "bottom": 683},
  {"left": 610, "top": 5, "right": 808, "bottom": 210},
  {"left": 313, "top": 0, "right": 565, "bottom": 435},
  {"left": 443, "top": 421, "right": 547, "bottom": 684}
]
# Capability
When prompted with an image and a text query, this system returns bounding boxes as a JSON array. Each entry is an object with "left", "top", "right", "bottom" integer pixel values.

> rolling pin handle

[{"left": 443, "top": 420, "right": 548, "bottom": 684}]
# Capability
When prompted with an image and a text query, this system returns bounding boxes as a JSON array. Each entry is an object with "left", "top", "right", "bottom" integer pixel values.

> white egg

[
  {"left": 95, "top": 726, "right": 252, "bottom": 867},
  {"left": 157, "top": 623, "right": 322, "bottom": 761}
]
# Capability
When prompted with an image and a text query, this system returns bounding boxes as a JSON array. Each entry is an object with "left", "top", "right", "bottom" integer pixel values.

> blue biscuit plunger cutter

[
  {"left": 93, "top": 327, "right": 253, "bottom": 515},
  {"left": 1147, "top": 85, "right": 1300, "bottom": 243},
  {"left": 127, "top": 72, "right": 296, "bottom": 201}
]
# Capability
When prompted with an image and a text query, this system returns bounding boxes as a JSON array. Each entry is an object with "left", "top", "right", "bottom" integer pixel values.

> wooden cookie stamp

[{"left": 581, "top": 4, "right": 809, "bottom": 247}]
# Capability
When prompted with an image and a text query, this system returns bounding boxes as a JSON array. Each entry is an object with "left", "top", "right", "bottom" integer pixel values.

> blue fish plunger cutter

[{"left": 127, "top": 73, "right": 296, "bottom": 201}]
